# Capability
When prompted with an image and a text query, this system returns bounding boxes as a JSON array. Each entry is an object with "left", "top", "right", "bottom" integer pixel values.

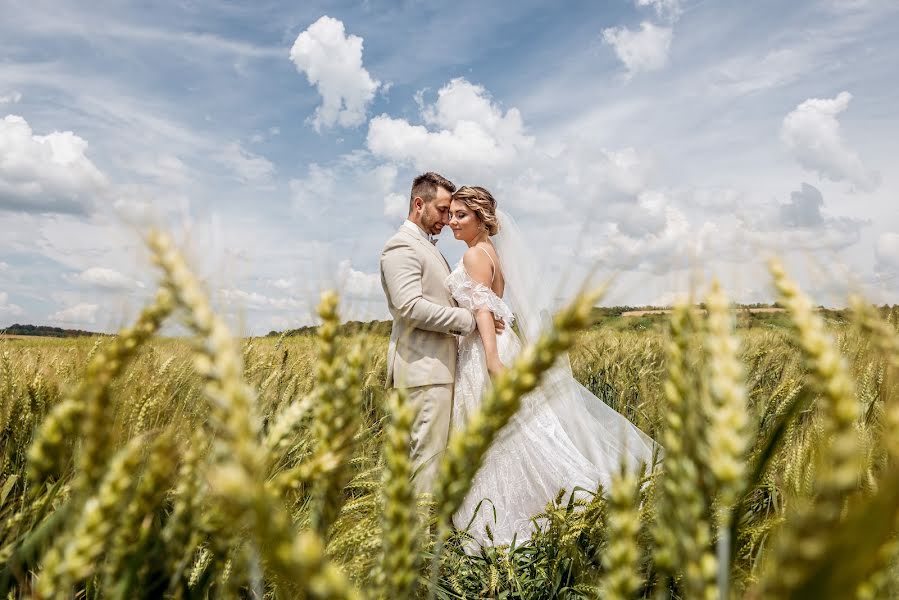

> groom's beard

[{"left": 422, "top": 215, "right": 444, "bottom": 236}]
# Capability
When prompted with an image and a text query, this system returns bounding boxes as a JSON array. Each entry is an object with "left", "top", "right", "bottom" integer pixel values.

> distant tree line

[
  {"left": 260, "top": 304, "right": 898, "bottom": 337},
  {"left": 267, "top": 319, "right": 392, "bottom": 338},
  {"left": 2, "top": 324, "right": 107, "bottom": 338}
]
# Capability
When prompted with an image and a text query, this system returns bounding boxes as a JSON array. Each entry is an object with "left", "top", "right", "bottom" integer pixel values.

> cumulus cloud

[
  {"left": 738, "top": 182, "right": 867, "bottom": 253},
  {"left": 219, "top": 142, "right": 275, "bottom": 184},
  {"left": 289, "top": 16, "right": 381, "bottom": 131},
  {"left": 48, "top": 302, "right": 99, "bottom": 324},
  {"left": 494, "top": 169, "right": 565, "bottom": 215},
  {"left": 570, "top": 146, "right": 654, "bottom": 203},
  {"left": 383, "top": 192, "right": 407, "bottom": 219},
  {"left": 0, "top": 115, "right": 109, "bottom": 214},
  {"left": 69, "top": 266, "right": 145, "bottom": 290},
  {"left": 290, "top": 154, "right": 399, "bottom": 225},
  {"left": 607, "top": 190, "right": 671, "bottom": 237},
  {"left": 367, "top": 78, "right": 533, "bottom": 180},
  {"left": 0, "top": 91, "right": 22, "bottom": 104},
  {"left": 592, "top": 202, "right": 695, "bottom": 274},
  {"left": 779, "top": 182, "right": 824, "bottom": 227},
  {"left": 0, "top": 292, "right": 23, "bottom": 317},
  {"left": 337, "top": 259, "right": 381, "bottom": 299},
  {"left": 781, "top": 91, "right": 880, "bottom": 192},
  {"left": 602, "top": 22, "right": 672, "bottom": 76}
]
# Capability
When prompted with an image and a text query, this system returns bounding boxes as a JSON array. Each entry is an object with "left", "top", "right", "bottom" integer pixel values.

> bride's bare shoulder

[{"left": 462, "top": 246, "right": 493, "bottom": 286}]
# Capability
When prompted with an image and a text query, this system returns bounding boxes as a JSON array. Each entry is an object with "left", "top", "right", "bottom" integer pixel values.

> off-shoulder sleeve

[{"left": 445, "top": 267, "right": 515, "bottom": 323}]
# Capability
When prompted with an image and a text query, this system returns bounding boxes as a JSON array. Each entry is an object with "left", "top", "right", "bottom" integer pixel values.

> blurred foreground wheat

[{"left": 1, "top": 233, "right": 899, "bottom": 599}]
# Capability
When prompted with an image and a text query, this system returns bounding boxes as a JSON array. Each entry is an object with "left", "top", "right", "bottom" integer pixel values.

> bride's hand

[{"left": 487, "top": 356, "right": 506, "bottom": 377}]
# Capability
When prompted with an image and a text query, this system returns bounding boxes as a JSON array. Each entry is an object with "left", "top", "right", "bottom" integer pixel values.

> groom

[{"left": 379, "top": 172, "right": 502, "bottom": 494}]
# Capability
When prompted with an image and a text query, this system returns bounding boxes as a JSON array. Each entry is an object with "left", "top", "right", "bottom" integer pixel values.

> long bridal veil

[{"left": 492, "top": 209, "right": 660, "bottom": 479}]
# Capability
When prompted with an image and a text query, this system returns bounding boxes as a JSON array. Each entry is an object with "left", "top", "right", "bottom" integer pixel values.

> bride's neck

[{"left": 466, "top": 232, "right": 489, "bottom": 248}]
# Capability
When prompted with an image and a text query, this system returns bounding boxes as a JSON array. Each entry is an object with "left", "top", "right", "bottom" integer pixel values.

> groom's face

[{"left": 420, "top": 187, "right": 452, "bottom": 235}]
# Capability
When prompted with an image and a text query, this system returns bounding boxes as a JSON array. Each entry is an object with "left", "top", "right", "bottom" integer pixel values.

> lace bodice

[{"left": 445, "top": 260, "right": 515, "bottom": 326}]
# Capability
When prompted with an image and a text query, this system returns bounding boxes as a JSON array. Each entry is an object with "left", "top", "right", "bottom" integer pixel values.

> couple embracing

[{"left": 379, "top": 172, "right": 657, "bottom": 550}]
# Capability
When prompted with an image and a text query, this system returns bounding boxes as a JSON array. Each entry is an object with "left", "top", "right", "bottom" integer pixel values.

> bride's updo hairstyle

[{"left": 452, "top": 186, "right": 501, "bottom": 236}]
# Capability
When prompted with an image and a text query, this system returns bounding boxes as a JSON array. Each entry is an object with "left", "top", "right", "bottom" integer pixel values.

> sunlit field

[{"left": 2, "top": 233, "right": 899, "bottom": 599}]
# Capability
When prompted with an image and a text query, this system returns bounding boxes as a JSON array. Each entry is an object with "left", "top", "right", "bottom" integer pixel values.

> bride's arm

[{"left": 463, "top": 249, "right": 505, "bottom": 376}]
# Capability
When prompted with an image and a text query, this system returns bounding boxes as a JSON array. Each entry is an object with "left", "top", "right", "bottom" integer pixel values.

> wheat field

[{"left": 2, "top": 231, "right": 899, "bottom": 599}]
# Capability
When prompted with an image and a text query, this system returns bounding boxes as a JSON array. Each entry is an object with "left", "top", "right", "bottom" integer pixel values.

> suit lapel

[{"left": 402, "top": 227, "right": 451, "bottom": 275}]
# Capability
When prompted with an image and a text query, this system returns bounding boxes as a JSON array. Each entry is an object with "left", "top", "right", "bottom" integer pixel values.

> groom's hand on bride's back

[{"left": 494, "top": 316, "right": 505, "bottom": 334}]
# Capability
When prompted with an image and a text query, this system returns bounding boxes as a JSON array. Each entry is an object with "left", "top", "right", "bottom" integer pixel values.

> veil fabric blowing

[
  {"left": 490, "top": 209, "right": 658, "bottom": 496},
  {"left": 447, "top": 208, "right": 660, "bottom": 549}
]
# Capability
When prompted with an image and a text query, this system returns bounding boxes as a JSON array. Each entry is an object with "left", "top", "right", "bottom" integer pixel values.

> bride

[{"left": 444, "top": 185, "right": 659, "bottom": 549}]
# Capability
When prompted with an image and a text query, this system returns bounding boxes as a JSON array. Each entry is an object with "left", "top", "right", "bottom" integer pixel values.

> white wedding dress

[{"left": 445, "top": 242, "right": 659, "bottom": 550}]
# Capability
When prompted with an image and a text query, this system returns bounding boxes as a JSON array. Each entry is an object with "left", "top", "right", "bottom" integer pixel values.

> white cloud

[
  {"left": 602, "top": 22, "right": 673, "bottom": 76},
  {"left": 592, "top": 201, "right": 695, "bottom": 274},
  {"left": 673, "top": 186, "right": 742, "bottom": 212},
  {"left": 219, "top": 142, "right": 275, "bottom": 185},
  {"left": 709, "top": 48, "right": 807, "bottom": 95},
  {"left": 0, "top": 261, "right": 7, "bottom": 271},
  {"left": 0, "top": 115, "right": 109, "bottom": 214},
  {"left": 636, "top": 0, "right": 682, "bottom": 21},
  {"left": 48, "top": 302, "right": 99, "bottom": 325},
  {"left": 289, "top": 16, "right": 381, "bottom": 131},
  {"left": 290, "top": 154, "right": 398, "bottom": 217},
  {"left": 0, "top": 292, "right": 23, "bottom": 317},
  {"left": 571, "top": 146, "right": 654, "bottom": 202},
  {"left": 69, "top": 266, "right": 144, "bottom": 290},
  {"left": 0, "top": 91, "right": 22, "bottom": 104},
  {"left": 125, "top": 153, "right": 189, "bottom": 187},
  {"left": 337, "top": 259, "right": 381, "bottom": 299},
  {"left": 367, "top": 78, "right": 533, "bottom": 180},
  {"left": 607, "top": 190, "right": 671, "bottom": 237},
  {"left": 218, "top": 288, "right": 306, "bottom": 311},
  {"left": 249, "top": 126, "right": 281, "bottom": 144},
  {"left": 781, "top": 91, "right": 880, "bottom": 192},
  {"left": 268, "top": 277, "right": 294, "bottom": 291},
  {"left": 735, "top": 183, "right": 867, "bottom": 253},
  {"left": 383, "top": 192, "right": 407, "bottom": 219}
]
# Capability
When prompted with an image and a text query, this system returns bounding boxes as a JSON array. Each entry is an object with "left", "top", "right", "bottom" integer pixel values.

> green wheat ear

[
  {"left": 147, "top": 230, "right": 360, "bottom": 600},
  {"left": 378, "top": 388, "right": 419, "bottom": 599},
  {"left": 309, "top": 292, "right": 367, "bottom": 537},
  {"left": 599, "top": 464, "right": 643, "bottom": 600},
  {"left": 36, "top": 435, "right": 147, "bottom": 598},
  {"left": 703, "top": 280, "right": 752, "bottom": 596},
  {"left": 652, "top": 302, "right": 716, "bottom": 599},
  {"left": 760, "top": 259, "right": 862, "bottom": 597},
  {"left": 26, "top": 287, "right": 174, "bottom": 487}
]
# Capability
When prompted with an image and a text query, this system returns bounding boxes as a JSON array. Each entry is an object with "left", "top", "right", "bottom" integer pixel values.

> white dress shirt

[{"left": 403, "top": 219, "right": 434, "bottom": 243}]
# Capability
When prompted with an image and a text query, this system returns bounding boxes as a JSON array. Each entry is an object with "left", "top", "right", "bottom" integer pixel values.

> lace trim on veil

[{"left": 445, "top": 265, "right": 515, "bottom": 324}]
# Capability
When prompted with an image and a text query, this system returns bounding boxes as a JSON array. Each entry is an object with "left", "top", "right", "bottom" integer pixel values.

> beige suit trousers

[{"left": 407, "top": 383, "right": 453, "bottom": 495}]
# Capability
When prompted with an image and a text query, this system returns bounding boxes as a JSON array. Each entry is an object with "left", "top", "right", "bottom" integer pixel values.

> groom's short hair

[{"left": 410, "top": 172, "right": 455, "bottom": 210}]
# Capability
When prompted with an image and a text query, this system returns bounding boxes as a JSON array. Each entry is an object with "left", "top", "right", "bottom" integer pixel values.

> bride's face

[{"left": 449, "top": 200, "right": 481, "bottom": 242}]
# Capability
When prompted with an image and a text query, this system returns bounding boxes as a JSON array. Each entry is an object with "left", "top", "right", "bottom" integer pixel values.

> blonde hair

[{"left": 452, "top": 186, "right": 500, "bottom": 236}]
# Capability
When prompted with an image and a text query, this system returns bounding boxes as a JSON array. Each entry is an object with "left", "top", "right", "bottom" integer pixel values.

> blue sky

[{"left": 1, "top": 0, "right": 898, "bottom": 334}]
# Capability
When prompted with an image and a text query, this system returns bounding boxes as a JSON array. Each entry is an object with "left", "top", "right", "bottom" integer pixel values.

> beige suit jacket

[{"left": 380, "top": 224, "right": 476, "bottom": 388}]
